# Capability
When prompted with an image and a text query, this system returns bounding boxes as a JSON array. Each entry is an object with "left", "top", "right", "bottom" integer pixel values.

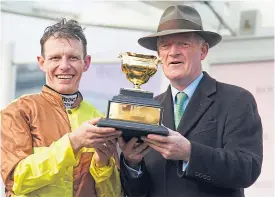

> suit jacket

[{"left": 120, "top": 73, "right": 263, "bottom": 197}]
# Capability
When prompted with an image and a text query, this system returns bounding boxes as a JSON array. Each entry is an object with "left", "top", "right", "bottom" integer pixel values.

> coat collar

[
  {"left": 41, "top": 85, "right": 83, "bottom": 109},
  {"left": 160, "top": 72, "right": 217, "bottom": 136}
]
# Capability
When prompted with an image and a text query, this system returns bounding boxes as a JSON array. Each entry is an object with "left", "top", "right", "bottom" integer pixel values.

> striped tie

[{"left": 175, "top": 92, "right": 187, "bottom": 128}]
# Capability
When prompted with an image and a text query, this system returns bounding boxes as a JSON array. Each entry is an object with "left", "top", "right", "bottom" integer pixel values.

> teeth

[{"left": 57, "top": 75, "right": 73, "bottom": 79}]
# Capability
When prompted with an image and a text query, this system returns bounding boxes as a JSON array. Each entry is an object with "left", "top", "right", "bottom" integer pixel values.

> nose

[
  {"left": 168, "top": 43, "right": 180, "bottom": 57},
  {"left": 59, "top": 57, "right": 71, "bottom": 70}
]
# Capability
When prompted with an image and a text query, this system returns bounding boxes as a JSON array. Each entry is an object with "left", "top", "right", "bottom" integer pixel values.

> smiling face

[
  {"left": 37, "top": 37, "right": 91, "bottom": 94},
  {"left": 157, "top": 33, "right": 208, "bottom": 89}
]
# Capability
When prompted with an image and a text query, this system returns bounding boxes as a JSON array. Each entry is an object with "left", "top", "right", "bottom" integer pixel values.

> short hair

[
  {"left": 40, "top": 18, "right": 87, "bottom": 57},
  {"left": 192, "top": 33, "right": 206, "bottom": 45}
]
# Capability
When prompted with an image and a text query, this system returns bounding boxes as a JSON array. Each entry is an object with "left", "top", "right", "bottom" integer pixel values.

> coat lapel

[
  {"left": 177, "top": 73, "right": 217, "bottom": 136},
  {"left": 159, "top": 86, "right": 176, "bottom": 131}
]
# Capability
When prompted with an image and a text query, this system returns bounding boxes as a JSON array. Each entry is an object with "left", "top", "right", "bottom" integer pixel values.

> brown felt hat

[{"left": 138, "top": 5, "right": 222, "bottom": 51}]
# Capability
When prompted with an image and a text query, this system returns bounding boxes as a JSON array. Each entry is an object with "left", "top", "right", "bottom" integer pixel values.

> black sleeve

[
  {"left": 185, "top": 90, "right": 263, "bottom": 188},
  {"left": 120, "top": 154, "right": 152, "bottom": 197}
]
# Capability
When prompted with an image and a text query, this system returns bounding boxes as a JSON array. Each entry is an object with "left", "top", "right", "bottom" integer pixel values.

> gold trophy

[{"left": 97, "top": 52, "right": 168, "bottom": 141}]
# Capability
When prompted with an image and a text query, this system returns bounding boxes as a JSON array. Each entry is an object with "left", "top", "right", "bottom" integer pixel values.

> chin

[
  {"left": 168, "top": 73, "right": 184, "bottom": 81},
  {"left": 56, "top": 86, "right": 77, "bottom": 94}
]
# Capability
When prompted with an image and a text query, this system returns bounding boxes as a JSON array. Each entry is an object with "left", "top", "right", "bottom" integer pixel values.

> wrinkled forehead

[
  {"left": 158, "top": 32, "right": 195, "bottom": 43},
  {"left": 44, "top": 37, "right": 84, "bottom": 56}
]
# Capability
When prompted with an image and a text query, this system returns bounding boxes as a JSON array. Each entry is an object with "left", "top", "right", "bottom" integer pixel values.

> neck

[
  {"left": 171, "top": 71, "right": 201, "bottom": 91},
  {"left": 44, "top": 85, "right": 78, "bottom": 95},
  {"left": 62, "top": 94, "right": 78, "bottom": 109}
]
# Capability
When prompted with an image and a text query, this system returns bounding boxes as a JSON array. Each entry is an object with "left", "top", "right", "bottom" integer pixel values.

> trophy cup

[{"left": 97, "top": 52, "right": 168, "bottom": 141}]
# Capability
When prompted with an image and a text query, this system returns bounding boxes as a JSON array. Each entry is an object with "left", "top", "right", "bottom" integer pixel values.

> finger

[
  {"left": 123, "top": 137, "right": 139, "bottom": 153},
  {"left": 130, "top": 142, "right": 149, "bottom": 156},
  {"left": 88, "top": 136, "right": 121, "bottom": 146},
  {"left": 145, "top": 134, "right": 168, "bottom": 143},
  {"left": 88, "top": 117, "right": 102, "bottom": 125},
  {"left": 96, "top": 145, "right": 113, "bottom": 157},
  {"left": 94, "top": 148, "right": 110, "bottom": 159},
  {"left": 109, "top": 138, "right": 118, "bottom": 146},
  {"left": 90, "top": 126, "right": 118, "bottom": 134},
  {"left": 147, "top": 143, "right": 166, "bottom": 155},
  {"left": 105, "top": 140, "right": 117, "bottom": 151},
  {"left": 100, "top": 135, "right": 121, "bottom": 142},
  {"left": 113, "top": 150, "right": 120, "bottom": 169},
  {"left": 118, "top": 137, "right": 138, "bottom": 151},
  {"left": 118, "top": 137, "right": 126, "bottom": 149},
  {"left": 141, "top": 137, "right": 162, "bottom": 146},
  {"left": 131, "top": 146, "right": 151, "bottom": 160},
  {"left": 90, "top": 131, "right": 121, "bottom": 138}
]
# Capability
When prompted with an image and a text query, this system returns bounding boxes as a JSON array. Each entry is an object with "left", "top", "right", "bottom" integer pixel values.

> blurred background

[{"left": 0, "top": 0, "right": 274, "bottom": 196}]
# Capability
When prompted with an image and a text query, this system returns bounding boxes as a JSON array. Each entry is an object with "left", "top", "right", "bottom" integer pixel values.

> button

[
  {"left": 67, "top": 110, "right": 72, "bottom": 114},
  {"left": 199, "top": 173, "right": 203, "bottom": 178}
]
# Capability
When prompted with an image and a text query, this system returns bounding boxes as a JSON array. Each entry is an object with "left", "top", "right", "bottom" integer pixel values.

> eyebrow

[
  {"left": 46, "top": 51, "right": 82, "bottom": 57},
  {"left": 160, "top": 35, "right": 194, "bottom": 42}
]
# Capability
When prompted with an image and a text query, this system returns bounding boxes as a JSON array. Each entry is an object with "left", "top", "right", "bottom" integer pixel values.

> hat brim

[{"left": 138, "top": 29, "right": 222, "bottom": 51}]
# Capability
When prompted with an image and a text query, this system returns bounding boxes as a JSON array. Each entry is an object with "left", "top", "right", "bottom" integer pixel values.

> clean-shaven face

[
  {"left": 158, "top": 33, "right": 208, "bottom": 86},
  {"left": 37, "top": 37, "right": 91, "bottom": 94}
]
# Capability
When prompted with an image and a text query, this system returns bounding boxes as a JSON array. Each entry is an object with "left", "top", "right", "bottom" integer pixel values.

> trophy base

[{"left": 97, "top": 119, "right": 169, "bottom": 142}]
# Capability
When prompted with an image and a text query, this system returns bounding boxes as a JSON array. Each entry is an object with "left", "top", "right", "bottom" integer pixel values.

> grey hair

[{"left": 156, "top": 32, "right": 206, "bottom": 51}]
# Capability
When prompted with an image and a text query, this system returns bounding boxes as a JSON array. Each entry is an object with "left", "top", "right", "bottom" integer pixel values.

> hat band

[{"left": 157, "top": 19, "right": 202, "bottom": 32}]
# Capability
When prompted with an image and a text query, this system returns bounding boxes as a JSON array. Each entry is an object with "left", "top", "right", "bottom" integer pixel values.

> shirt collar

[
  {"left": 41, "top": 85, "right": 83, "bottom": 109},
  {"left": 171, "top": 72, "right": 204, "bottom": 103}
]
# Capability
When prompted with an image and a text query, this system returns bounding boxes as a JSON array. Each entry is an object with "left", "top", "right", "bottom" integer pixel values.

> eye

[
  {"left": 160, "top": 43, "right": 169, "bottom": 49},
  {"left": 70, "top": 56, "right": 79, "bottom": 61},
  {"left": 49, "top": 57, "right": 60, "bottom": 61},
  {"left": 178, "top": 42, "right": 190, "bottom": 48}
]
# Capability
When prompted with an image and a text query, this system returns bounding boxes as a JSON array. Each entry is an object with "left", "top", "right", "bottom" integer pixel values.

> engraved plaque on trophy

[{"left": 97, "top": 52, "right": 168, "bottom": 141}]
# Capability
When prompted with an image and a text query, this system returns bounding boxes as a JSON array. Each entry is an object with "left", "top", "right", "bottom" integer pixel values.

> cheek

[
  {"left": 158, "top": 51, "right": 166, "bottom": 60},
  {"left": 72, "top": 64, "right": 84, "bottom": 77},
  {"left": 47, "top": 67, "right": 57, "bottom": 77}
]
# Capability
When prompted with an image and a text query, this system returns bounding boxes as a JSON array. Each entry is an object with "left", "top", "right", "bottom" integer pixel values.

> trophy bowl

[
  {"left": 97, "top": 52, "right": 168, "bottom": 142},
  {"left": 119, "top": 52, "right": 160, "bottom": 89}
]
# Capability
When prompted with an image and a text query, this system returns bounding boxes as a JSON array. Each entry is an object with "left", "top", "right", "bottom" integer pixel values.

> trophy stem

[{"left": 134, "top": 84, "right": 141, "bottom": 89}]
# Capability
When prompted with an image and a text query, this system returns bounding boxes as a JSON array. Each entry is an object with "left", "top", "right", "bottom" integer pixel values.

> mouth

[
  {"left": 169, "top": 61, "right": 184, "bottom": 65},
  {"left": 56, "top": 74, "right": 74, "bottom": 79}
]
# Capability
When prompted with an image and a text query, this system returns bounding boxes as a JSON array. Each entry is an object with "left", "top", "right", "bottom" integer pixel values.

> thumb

[
  {"left": 168, "top": 128, "right": 176, "bottom": 136},
  {"left": 88, "top": 117, "right": 102, "bottom": 125}
]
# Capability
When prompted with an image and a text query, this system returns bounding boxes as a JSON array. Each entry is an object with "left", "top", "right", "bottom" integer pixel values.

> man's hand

[
  {"left": 94, "top": 139, "right": 118, "bottom": 167},
  {"left": 118, "top": 137, "right": 150, "bottom": 169},
  {"left": 69, "top": 118, "right": 121, "bottom": 153},
  {"left": 141, "top": 128, "right": 191, "bottom": 161}
]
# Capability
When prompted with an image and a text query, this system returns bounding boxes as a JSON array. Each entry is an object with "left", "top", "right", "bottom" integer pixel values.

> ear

[
  {"left": 83, "top": 55, "right": 91, "bottom": 72},
  {"left": 37, "top": 56, "right": 46, "bottom": 72},
  {"left": 200, "top": 43, "right": 209, "bottom": 60}
]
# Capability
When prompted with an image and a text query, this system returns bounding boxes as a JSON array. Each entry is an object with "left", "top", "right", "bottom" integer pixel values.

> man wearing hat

[{"left": 118, "top": 5, "right": 263, "bottom": 197}]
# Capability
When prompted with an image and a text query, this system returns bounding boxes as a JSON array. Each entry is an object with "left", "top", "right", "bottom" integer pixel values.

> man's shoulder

[
  {"left": 216, "top": 80, "right": 254, "bottom": 98},
  {"left": 214, "top": 80, "right": 256, "bottom": 106},
  {"left": 0, "top": 93, "right": 42, "bottom": 119},
  {"left": 1, "top": 93, "right": 41, "bottom": 111}
]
